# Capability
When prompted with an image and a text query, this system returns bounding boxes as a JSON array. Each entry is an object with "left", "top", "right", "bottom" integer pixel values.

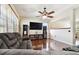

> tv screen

[{"left": 30, "top": 22, "right": 42, "bottom": 30}]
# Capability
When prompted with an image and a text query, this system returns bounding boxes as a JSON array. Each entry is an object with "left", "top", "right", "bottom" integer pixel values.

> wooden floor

[{"left": 49, "top": 39, "right": 70, "bottom": 51}]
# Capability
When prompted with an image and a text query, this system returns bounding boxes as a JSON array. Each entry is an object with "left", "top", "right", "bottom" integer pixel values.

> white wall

[
  {"left": 50, "top": 29, "right": 73, "bottom": 45},
  {"left": 49, "top": 9, "right": 76, "bottom": 45}
]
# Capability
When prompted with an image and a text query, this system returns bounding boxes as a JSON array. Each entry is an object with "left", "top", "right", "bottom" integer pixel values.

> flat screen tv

[{"left": 30, "top": 22, "right": 42, "bottom": 30}]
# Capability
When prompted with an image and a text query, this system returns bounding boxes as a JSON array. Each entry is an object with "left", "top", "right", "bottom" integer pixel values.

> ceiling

[{"left": 13, "top": 4, "right": 79, "bottom": 22}]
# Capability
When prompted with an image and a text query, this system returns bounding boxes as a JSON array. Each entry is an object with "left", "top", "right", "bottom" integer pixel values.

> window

[
  {"left": 0, "top": 5, "right": 6, "bottom": 33},
  {"left": 0, "top": 4, "right": 19, "bottom": 33}
]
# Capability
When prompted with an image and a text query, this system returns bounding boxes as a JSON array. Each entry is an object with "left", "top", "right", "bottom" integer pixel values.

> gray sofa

[
  {"left": 0, "top": 33, "right": 32, "bottom": 49},
  {"left": 1, "top": 33, "right": 79, "bottom": 55}
]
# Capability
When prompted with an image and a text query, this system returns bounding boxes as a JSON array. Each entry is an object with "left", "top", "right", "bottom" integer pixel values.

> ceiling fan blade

[
  {"left": 48, "top": 11, "right": 55, "bottom": 15},
  {"left": 38, "top": 11, "right": 43, "bottom": 14},
  {"left": 47, "top": 16, "right": 53, "bottom": 18}
]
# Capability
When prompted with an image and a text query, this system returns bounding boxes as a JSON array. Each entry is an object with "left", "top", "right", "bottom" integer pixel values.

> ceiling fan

[{"left": 37, "top": 7, "right": 55, "bottom": 18}]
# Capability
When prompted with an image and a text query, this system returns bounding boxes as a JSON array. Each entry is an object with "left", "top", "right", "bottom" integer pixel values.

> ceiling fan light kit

[
  {"left": 42, "top": 15, "right": 47, "bottom": 19},
  {"left": 38, "top": 7, "right": 55, "bottom": 19}
]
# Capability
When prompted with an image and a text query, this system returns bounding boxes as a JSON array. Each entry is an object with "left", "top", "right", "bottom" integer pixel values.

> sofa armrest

[
  {"left": 27, "top": 40, "right": 32, "bottom": 49},
  {"left": 20, "top": 38, "right": 32, "bottom": 49}
]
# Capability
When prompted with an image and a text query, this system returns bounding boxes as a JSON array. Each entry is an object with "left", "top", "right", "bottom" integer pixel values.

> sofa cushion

[
  {"left": 0, "top": 34, "right": 9, "bottom": 48},
  {"left": 4, "top": 33, "right": 16, "bottom": 40},
  {"left": 20, "top": 40, "right": 28, "bottom": 49},
  {"left": 0, "top": 39, "right": 2, "bottom": 47},
  {"left": 27, "top": 40, "right": 32, "bottom": 49},
  {"left": 10, "top": 41, "right": 20, "bottom": 49},
  {"left": 0, "top": 33, "right": 32, "bottom": 49},
  {"left": 10, "top": 38, "right": 18, "bottom": 46},
  {"left": 13, "top": 33, "right": 22, "bottom": 44},
  {"left": 0, "top": 39, "right": 8, "bottom": 49},
  {"left": 0, "top": 33, "right": 19, "bottom": 48},
  {"left": 0, "top": 33, "right": 21, "bottom": 49},
  {"left": 20, "top": 40, "right": 32, "bottom": 49}
]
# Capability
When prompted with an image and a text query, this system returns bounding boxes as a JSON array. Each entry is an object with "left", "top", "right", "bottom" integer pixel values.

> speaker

[
  {"left": 23, "top": 25, "right": 28, "bottom": 36},
  {"left": 43, "top": 26, "right": 47, "bottom": 39}
]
